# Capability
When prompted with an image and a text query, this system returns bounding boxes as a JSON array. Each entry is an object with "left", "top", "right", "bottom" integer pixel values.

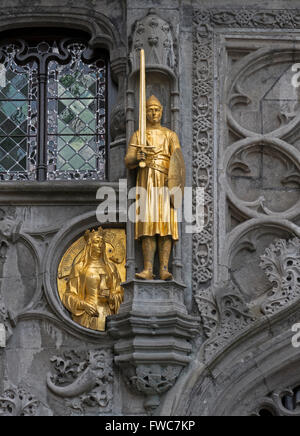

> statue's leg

[
  {"left": 158, "top": 236, "right": 173, "bottom": 281},
  {"left": 136, "top": 236, "right": 156, "bottom": 280}
]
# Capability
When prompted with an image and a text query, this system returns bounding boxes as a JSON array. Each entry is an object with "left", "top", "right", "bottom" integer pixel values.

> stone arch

[
  {"left": 160, "top": 293, "right": 300, "bottom": 416},
  {"left": 0, "top": 6, "right": 123, "bottom": 60}
]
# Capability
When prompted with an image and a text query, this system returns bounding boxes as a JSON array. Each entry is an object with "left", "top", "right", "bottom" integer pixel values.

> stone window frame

[
  {"left": 0, "top": 30, "right": 110, "bottom": 182},
  {"left": 0, "top": 6, "right": 126, "bottom": 204}
]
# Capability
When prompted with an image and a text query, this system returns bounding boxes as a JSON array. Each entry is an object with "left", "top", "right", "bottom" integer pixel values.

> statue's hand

[
  {"left": 109, "top": 290, "right": 123, "bottom": 313},
  {"left": 137, "top": 150, "right": 147, "bottom": 162},
  {"left": 84, "top": 303, "right": 99, "bottom": 317}
]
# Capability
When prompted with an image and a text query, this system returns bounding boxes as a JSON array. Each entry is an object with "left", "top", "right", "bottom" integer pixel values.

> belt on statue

[{"left": 146, "top": 160, "right": 169, "bottom": 176}]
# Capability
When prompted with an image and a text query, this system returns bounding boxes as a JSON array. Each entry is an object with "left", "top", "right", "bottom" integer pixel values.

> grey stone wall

[{"left": 0, "top": 0, "right": 299, "bottom": 417}]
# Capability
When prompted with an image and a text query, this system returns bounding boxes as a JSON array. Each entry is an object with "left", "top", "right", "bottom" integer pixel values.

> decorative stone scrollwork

[
  {"left": 193, "top": 234, "right": 300, "bottom": 363},
  {"left": 0, "top": 384, "right": 52, "bottom": 416},
  {"left": 260, "top": 237, "right": 300, "bottom": 315},
  {"left": 195, "top": 8, "right": 300, "bottom": 29},
  {"left": 195, "top": 281, "right": 257, "bottom": 361},
  {"left": 192, "top": 19, "right": 214, "bottom": 289},
  {"left": 47, "top": 349, "right": 113, "bottom": 415},
  {"left": 252, "top": 387, "right": 300, "bottom": 416}
]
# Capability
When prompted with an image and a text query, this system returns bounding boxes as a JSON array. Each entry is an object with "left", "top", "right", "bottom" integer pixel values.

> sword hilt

[{"left": 130, "top": 143, "right": 155, "bottom": 168}]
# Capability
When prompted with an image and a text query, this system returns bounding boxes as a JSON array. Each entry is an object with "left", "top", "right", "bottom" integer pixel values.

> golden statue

[
  {"left": 57, "top": 228, "right": 125, "bottom": 332},
  {"left": 125, "top": 50, "right": 185, "bottom": 281}
]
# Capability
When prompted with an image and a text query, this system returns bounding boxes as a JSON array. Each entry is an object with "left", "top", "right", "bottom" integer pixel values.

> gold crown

[{"left": 84, "top": 227, "right": 104, "bottom": 242}]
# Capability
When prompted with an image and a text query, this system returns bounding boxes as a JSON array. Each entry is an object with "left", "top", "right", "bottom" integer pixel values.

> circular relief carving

[
  {"left": 228, "top": 51, "right": 300, "bottom": 137},
  {"left": 229, "top": 226, "right": 294, "bottom": 304},
  {"left": 226, "top": 140, "right": 300, "bottom": 217}
]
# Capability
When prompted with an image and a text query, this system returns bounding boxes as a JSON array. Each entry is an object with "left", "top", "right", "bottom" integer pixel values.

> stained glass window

[
  {"left": 0, "top": 36, "right": 107, "bottom": 181},
  {"left": 0, "top": 45, "right": 38, "bottom": 180}
]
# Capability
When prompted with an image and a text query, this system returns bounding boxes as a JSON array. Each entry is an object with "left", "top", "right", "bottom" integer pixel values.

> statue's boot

[
  {"left": 159, "top": 236, "right": 173, "bottom": 281},
  {"left": 136, "top": 236, "right": 156, "bottom": 280}
]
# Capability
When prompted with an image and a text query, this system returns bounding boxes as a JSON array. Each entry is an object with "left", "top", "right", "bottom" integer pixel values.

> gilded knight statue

[
  {"left": 62, "top": 227, "right": 124, "bottom": 332},
  {"left": 125, "top": 94, "right": 184, "bottom": 281}
]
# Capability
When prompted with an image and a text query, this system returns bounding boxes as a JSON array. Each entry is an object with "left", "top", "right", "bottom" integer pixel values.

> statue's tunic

[{"left": 126, "top": 126, "right": 180, "bottom": 241}]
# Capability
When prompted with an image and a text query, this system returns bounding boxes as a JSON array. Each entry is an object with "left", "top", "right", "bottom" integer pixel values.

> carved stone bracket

[{"left": 108, "top": 280, "right": 199, "bottom": 414}]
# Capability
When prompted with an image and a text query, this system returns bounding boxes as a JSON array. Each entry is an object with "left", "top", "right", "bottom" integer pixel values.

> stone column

[{"left": 0, "top": 324, "right": 5, "bottom": 394}]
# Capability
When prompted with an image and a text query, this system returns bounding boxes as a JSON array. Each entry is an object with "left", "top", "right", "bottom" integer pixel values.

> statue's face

[
  {"left": 90, "top": 235, "right": 103, "bottom": 257},
  {"left": 146, "top": 104, "right": 163, "bottom": 124}
]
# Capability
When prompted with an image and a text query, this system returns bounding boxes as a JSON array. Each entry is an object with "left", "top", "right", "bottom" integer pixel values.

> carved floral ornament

[
  {"left": 194, "top": 237, "right": 300, "bottom": 362},
  {"left": 47, "top": 349, "right": 113, "bottom": 415},
  {"left": 0, "top": 384, "right": 52, "bottom": 417}
]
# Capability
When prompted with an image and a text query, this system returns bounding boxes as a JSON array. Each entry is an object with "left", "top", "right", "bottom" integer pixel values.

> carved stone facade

[{"left": 0, "top": 0, "right": 300, "bottom": 417}]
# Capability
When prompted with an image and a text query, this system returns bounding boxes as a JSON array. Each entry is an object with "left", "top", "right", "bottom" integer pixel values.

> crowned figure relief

[{"left": 61, "top": 227, "right": 124, "bottom": 332}]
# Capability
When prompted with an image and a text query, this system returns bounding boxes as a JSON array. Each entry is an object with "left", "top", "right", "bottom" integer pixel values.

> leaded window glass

[
  {"left": 0, "top": 35, "right": 108, "bottom": 181},
  {"left": 0, "top": 45, "right": 38, "bottom": 180},
  {"left": 48, "top": 43, "right": 106, "bottom": 180}
]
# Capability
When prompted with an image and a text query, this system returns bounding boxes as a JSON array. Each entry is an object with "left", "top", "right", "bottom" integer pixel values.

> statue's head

[
  {"left": 84, "top": 227, "right": 105, "bottom": 258},
  {"left": 146, "top": 95, "right": 163, "bottom": 124}
]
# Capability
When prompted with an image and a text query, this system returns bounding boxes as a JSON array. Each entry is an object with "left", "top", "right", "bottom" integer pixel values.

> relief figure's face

[
  {"left": 90, "top": 235, "right": 104, "bottom": 257},
  {"left": 146, "top": 105, "right": 163, "bottom": 124}
]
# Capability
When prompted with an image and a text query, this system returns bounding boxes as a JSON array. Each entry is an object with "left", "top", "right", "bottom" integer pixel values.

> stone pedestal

[{"left": 107, "top": 280, "right": 199, "bottom": 414}]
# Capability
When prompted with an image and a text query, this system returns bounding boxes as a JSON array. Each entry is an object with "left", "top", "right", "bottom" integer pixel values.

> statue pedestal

[{"left": 107, "top": 280, "right": 199, "bottom": 414}]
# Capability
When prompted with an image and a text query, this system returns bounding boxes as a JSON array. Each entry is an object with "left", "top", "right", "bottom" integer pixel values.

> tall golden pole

[{"left": 138, "top": 49, "right": 147, "bottom": 168}]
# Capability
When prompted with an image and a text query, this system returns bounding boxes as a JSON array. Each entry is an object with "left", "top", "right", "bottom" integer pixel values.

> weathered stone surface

[
  {"left": 0, "top": 0, "right": 299, "bottom": 417},
  {"left": 0, "top": 325, "right": 5, "bottom": 348}
]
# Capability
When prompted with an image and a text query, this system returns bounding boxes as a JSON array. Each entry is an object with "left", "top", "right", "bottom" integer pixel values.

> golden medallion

[{"left": 57, "top": 227, "right": 126, "bottom": 332}]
